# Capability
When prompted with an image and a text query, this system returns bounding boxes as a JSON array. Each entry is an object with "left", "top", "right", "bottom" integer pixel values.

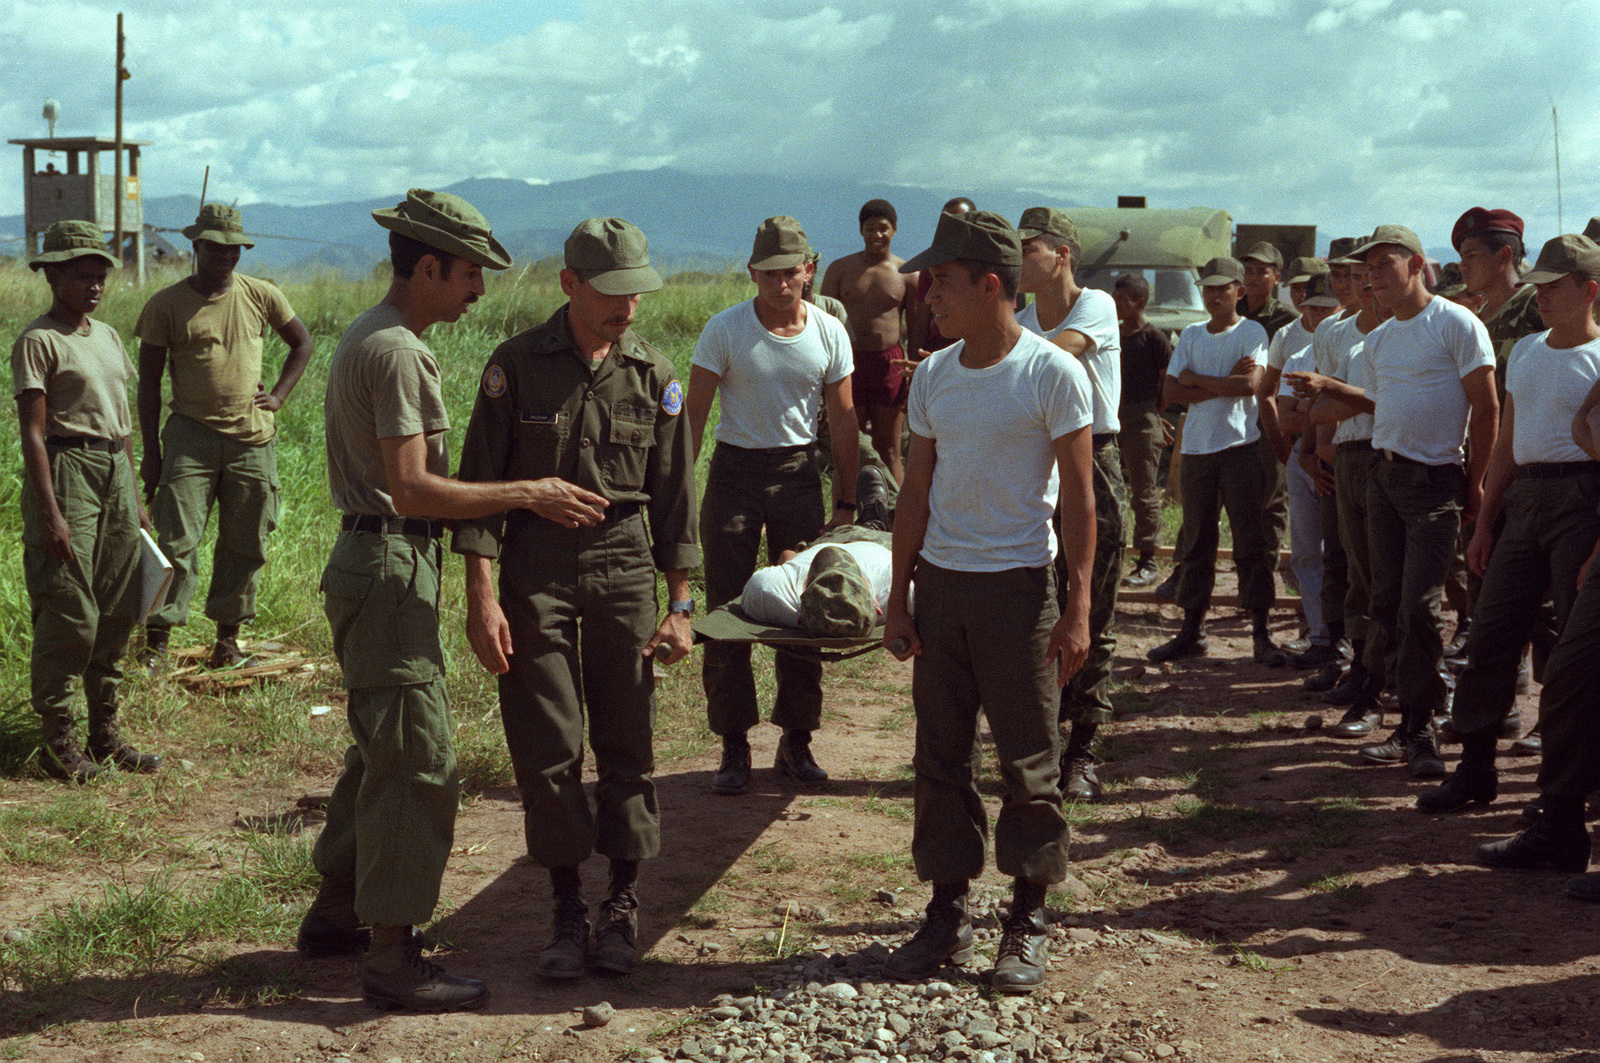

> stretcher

[{"left": 691, "top": 597, "right": 890, "bottom": 662}]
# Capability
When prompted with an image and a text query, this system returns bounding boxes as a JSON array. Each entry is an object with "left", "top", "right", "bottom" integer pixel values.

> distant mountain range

[{"left": 2, "top": 167, "right": 1092, "bottom": 277}]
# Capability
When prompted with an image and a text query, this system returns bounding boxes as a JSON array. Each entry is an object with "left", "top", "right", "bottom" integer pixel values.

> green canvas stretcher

[{"left": 692, "top": 597, "right": 886, "bottom": 662}]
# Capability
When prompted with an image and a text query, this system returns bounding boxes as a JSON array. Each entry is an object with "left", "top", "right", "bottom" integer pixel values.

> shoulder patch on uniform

[
  {"left": 661, "top": 379, "right": 683, "bottom": 416},
  {"left": 482, "top": 365, "right": 507, "bottom": 398}
]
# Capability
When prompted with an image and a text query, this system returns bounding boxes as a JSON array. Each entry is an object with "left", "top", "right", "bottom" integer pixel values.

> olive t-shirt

[
  {"left": 11, "top": 315, "right": 135, "bottom": 440},
  {"left": 324, "top": 305, "right": 450, "bottom": 516},
  {"left": 136, "top": 273, "right": 294, "bottom": 444}
]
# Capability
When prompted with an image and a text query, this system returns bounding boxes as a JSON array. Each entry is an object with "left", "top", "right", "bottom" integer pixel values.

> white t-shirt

[
  {"left": 1018, "top": 288, "right": 1121, "bottom": 435},
  {"left": 1270, "top": 317, "right": 1316, "bottom": 397},
  {"left": 1312, "top": 311, "right": 1355, "bottom": 377},
  {"left": 692, "top": 300, "right": 853, "bottom": 449},
  {"left": 1363, "top": 297, "right": 1494, "bottom": 466},
  {"left": 908, "top": 331, "right": 1093, "bottom": 572},
  {"left": 741, "top": 539, "right": 894, "bottom": 627},
  {"left": 1330, "top": 316, "right": 1378, "bottom": 446},
  {"left": 1505, "top": 332, "right": 1600, "bottom": 466},
  {"left": 1167, "top": 318, "right": 1266, "bottom": 455}
]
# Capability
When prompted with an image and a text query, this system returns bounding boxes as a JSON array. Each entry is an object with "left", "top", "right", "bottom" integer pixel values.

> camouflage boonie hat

[
  {"left": 565, "top": 217, "right": 663, "bottom": 295},
  {"left": 748, "top": 216, "right": 812, "bottom": 271},
  {"left": 798, "top": 546, "right": 875, "bottom": 638},
  {"left": 183, "top": 203, "right": 255, "bottom": 248},
  {"left": 1285, "top": 256, "right": 1330, "bottom": 284},
  {"left": 1197, "top": 256, "right": 1245, "bottom": 286},
  {"left": 30, "top": 220, "right": 118, "bottom": 270},
  {"left": 373, "top": 188, "right": 511, "bottom": 270},
  {"left": 901, "top": 210, "right": 1022, "bottom": 273},
  {"left": 1522, "top": 234, "right": 1600, "bottom": 285},
  {"left": 1016, "top": 207, "right": 1079, "bottom": 253}
]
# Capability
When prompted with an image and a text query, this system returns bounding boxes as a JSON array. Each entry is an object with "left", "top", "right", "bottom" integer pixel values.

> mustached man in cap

[
  {"left": 13, "top": 221, "right": 160, "bottom": 783},
  {"left": 687, "top": 216, "right": 858, "bottom": 794},
  {"left": 1343, "top": 225, "right": 1497, "bottom": 779},
  {"left": 299, "top": 189, "right": 547, "bottom": 1012},
  {"left": 1148, "top": 256, "right": 1281, "bottom": 666},
  {"left": 1014, "top": 206, "right": 1123, "bottom": 803},
  {"left": 881, "top": 210, "right": 1094, "bottom": 994},
  {"left": 1422, "top": 236, "right": 1600, "bottom": 837},
  {"left": 136, "top": 203, "right": 314, "bottom": 672},
  {"left": 454, "top": 218, "right": 698, "bottom": 980}
]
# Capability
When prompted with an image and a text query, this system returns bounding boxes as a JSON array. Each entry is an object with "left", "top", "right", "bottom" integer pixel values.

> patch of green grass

[
  {"left": 241, "top": 827, "right": 319, "bottom": 899},
  {"left": 846, "top": 851, "right": 911, "bottom": 873},
  {"left": 750, "top": 841, "right": 795, "bottom": 875},
  {"left": 860, "top": 790, "right": 913, "bottom": 822},
  {"left": 682, "top": 889, "right": 729, "bottom": 928},
  {"left": 0, "top": 786, "right": 182, "bottom": 867},
  {"left": 1228, "top": 945, "right": 1293, "bottom": 975},
  {"left": 1305, "top": 871, "right": 1370, "bottom": 906}
]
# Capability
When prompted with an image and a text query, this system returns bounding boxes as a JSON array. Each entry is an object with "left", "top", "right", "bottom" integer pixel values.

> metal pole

[
  {"left": 1553, "top": 106, "right": 1563, "bottom": 234},
  {"left": 113, "top": 12, "right": 125, "bottom": 263}
]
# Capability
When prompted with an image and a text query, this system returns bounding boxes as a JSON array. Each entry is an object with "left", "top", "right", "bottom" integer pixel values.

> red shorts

[{"left": 853, "top": 345, "right": 908, "bottom": 407}]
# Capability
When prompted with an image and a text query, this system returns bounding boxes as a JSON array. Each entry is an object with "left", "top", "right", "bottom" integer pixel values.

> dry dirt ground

[{"left": 3, "top": 592, "right": 1599, "bottom": 1063}]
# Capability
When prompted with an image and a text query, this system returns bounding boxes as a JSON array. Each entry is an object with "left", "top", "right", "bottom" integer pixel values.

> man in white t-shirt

[
  {"left": 1346, "top": 225, "right": 1498, "bottom": 778},
  {"left": 1421, "top": 236, "right": 1600, "bottom": 829},
  {"left": 1015, "top": 206, "right": 1122, "bottom": 803},
  {"left": 1148, "top": 256, "right": 1281, "bottom": 666},
  {"left": 881, "top": 210, "right": 1094, "bottom": 994},
  {"left": 686, "top": 216, "right": 858, "bottom": 795}
]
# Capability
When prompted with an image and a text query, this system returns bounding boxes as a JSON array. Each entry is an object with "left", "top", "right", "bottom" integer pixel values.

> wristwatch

[{"left": 668, "top": 599, "right": 696, "bottom": 617}]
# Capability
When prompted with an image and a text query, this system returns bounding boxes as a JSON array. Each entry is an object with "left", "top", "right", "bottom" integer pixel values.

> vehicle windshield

[{"left": 1080, "top": 268, "right": 1204, "bottom": 313}]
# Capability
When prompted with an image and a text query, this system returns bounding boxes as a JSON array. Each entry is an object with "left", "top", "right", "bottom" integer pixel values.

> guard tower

[{"left": 8, "top": 136, "right": 147, "bottom": 274}]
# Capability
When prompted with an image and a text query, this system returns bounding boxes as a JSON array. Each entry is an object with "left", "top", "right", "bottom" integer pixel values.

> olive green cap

[
  {"left": 564, "top": 217, "right": 662, "bottom": 295},
  {"left": 30, "top": 220, "right": 118, "bottom": 270},
  {"left": 900, "top": 210, "right": 1022, "bottom": 273},
  {"left": 1326, "top": 236, "right": 1360, "bottom": 265},
  {"left": 1300, "top": 271, "right": 1339, "bottom": 308},
  {"left": 1584, "top": 217, "right": 1600, "bottom": 243},
  {"left": 1240, "top": 241, "right": 1283, "bottom": 270},
  {"left": 1197, "top": 256, "right": 1245, "bottom": 286},
  {"left": 373, "top": 188, "right": 511, "bottom": 270},
  {"left": 1016, "top": 206, "right": 1079, "bottom": 251},
  {"left": 1348, "top": 225, "right": 1424, "bottom": 260},
  {"left": 748, "top": 216, "right": 812, "bottom": 271},
  {"left": 1522, "top": 234, "right": 1600, "bottom": 285},
  {"left": 1285, "top": 256, "right": 1330, "bottom": 284},
  {"left": 797, "top": 546, "right": 875, "bottom": 638},
  {"left": 183, "top": 202, "right": 255, "bottom": 248}
]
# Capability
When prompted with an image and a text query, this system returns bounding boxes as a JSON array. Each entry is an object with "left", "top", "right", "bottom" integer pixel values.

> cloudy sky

[{"left": 2, "top": 0, "right": 1594, "bottom": 254}]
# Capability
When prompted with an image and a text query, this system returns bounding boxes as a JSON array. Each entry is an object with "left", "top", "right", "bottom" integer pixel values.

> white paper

[{"left": 138, "top": 529, "right": 173, "bottom": 624}]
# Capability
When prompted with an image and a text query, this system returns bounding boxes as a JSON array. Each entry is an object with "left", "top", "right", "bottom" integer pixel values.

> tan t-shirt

[
  {"left": 135, "top": 273, "right": 295, "bottom": 444},
  {"left": 11, "top": 315, "right": 135, "bottom": 440},
  {"left": 324, "top": 304, "right": 450, "bottom": 516}
]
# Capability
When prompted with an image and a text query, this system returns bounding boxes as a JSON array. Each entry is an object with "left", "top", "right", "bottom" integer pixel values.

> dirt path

[{"left": 4, "top": 595, "right": 1599, "bottom": 1063}]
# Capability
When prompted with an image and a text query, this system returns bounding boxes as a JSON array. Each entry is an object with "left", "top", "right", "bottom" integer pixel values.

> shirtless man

[{"left": 822, "top": 199, "right": 916, "bottom": 484}]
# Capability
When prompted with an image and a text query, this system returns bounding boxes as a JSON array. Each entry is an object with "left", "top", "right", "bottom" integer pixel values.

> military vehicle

[{"left": 1064, "top": 206, "right": 1233, "bottom": 335}]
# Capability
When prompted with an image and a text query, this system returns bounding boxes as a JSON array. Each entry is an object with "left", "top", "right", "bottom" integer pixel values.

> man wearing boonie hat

[
  {"left": 1261, "top": 268, "right": 1345, "bottom": 675},
  {"left": 1334, "top": 224, "right": 1497, "bottom": 780},
  {"left": 135, "top": 203, "right": 314, "bottom": 673},
  {"left": 1148, "top": 255, "right": 1281, "bottom": 667},
  {"left": 453, "top": 217, "right": 698, "bottom": 981},
  {"left": 1418, "top": 236, "right": 1600, "bottom": 843},
  {"left": 881, "top": 209, "right": 1095, "bottom": 994},
  {"left": 821, "top": 198, "right": 916, "bottom": 484},
  {"left": 300, "top": 188, "right": 536, "bottom": 1012},
  {"left": 1014, "top": 205, "right": 1124, "bottom": 803},
  {"left": 687, "top": 215, "right": 858, "bottom": 795},
  {"left": 1290, "top": 238, "right": 1395, "bottom": 729},
  {"left": 13, "top": 221, "right": 161, "bottom": 784}
]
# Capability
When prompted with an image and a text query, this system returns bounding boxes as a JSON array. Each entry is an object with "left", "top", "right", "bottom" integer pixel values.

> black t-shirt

[{"left": 1119, "top": 323, "right": 1172, "bottom": 406}]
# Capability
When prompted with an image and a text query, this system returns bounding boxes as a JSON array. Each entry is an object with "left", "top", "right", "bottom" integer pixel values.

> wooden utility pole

[{"left": 113, "top": 12, "right": 126, "bottom": 261}]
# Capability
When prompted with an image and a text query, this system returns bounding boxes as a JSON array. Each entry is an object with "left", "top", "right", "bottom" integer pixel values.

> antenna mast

[{"left": 1553, "top": 106, "right": 1563, "bottom": 233}]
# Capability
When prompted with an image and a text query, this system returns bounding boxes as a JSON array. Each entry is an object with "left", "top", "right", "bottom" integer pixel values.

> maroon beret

[{"left": 1451, "top": 207, "right": 1524, "bottom": 251}]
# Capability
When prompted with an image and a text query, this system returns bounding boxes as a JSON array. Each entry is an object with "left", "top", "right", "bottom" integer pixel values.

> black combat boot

[
  {"left": 712, "top": 731, "right": 752, "bottom": 794},
  {"left": 593, "top": 859, "right": 641, "bottom": 975},
  {"left": 297, "top": 876, "right": 369, "bottom": 956},
  {"left": 39, "top": 712, "right": 103, "bottom": 784},
  {"left": 362, "top": 924, "right": 488, "bottom": 1012},
  {"left": 537, "top": 866, "right": 589, "bottom": 980},
  {"left": 992, "top": 878, "right": 1050, "bottom": 994},
  {"left": 1059, "top": 722, "right": 1101, "bottom": 801},
  {"left": 775, "top": 729, "right": 828, "bottom": 782},
  {"left": 87, "top": 700, "right": 162, "bottom": 773},
  {"left": 1148, "top": 610, "right": 1207, "bottom": 663},
  {"left": 883, "top": 882, "right": 974, "bottom": 980}
]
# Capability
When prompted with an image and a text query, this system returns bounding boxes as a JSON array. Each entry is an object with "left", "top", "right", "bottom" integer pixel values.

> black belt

[
  {"left": 1092, "top": 432, "right": 1118, "bottom": 447},
  {"left": 1336, "top": 440, "right": 1374, "bottom": 454},
  {"left": 1516, "top": 461, "right": 1600, "bottom": 480},
  {"left": 46, "top": 435, "right": 122, "bottom": 452},
  {"left": 341, "top": 514, "right": 446, "bottom": 539},
  {"left": 717, "top": 442, "right": 811, "bottom": 457},
  {"left": 508, "top": 500, "right": 643, "bottom": 531},
  {"left": 1381, "top": 450, "right": 1430, "bottom": 466}
]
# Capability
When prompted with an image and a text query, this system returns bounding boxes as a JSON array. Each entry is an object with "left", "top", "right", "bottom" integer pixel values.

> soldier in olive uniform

[
  {"left": 454, "top": 218, "right": 699, "bottom": 981},
  {"left": 300, "top": 189, "right": 545, "bottom": 1013}
]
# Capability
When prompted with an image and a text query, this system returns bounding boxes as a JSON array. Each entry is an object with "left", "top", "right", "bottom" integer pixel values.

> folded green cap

[
  {"left": 373, "top": 188, "right": 511, "bottom": 270},
  {"left": 1240, "top": 241, "right": 1283, "bottom": 270},
  {"left": 1016, "top": 206, "right": 1079, "bottom": 250},
  {"left": 798, "top": 546, "right": 875, "bottom": 638},
  {"left": 748, "top": 216, "right": 812, "bottom": 271},
  {"left": 1300, "top": 271, "right": 1339, "bottom": 308},
  {"left": 30, "top": 220, "right": 118, "bottom": 270},
  {"left": 1521, "top": 234, "right": 1600, "bottom": 285},
  {"left": 183, "top": 203, "right": 254, "bottom": 248},
  {"left": 1326, "top": 236, "right": 1360, "bottom": 265},
  {"left": 1197, "top": 256, "right": 1245, "bottom": 286},
  {"left": 1348, "top": 225, "right": 1424, "bottom": 260},
  {"left": 1285, "top": 256, "right": 1329, "bottom": 284},
  {"left": 900, "top": 210, "right": 1022, "bottom": 273},
  {"left": 1584, "top": 217, "right": 1600, "bottom": 244},
  {"left": 565, "top": 217, "right": 663, "bottom": 295}
]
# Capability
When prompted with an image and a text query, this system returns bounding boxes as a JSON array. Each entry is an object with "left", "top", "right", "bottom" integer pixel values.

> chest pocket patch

[{"left": 609, "top": 403, "right": 655, "bottom": 447}]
